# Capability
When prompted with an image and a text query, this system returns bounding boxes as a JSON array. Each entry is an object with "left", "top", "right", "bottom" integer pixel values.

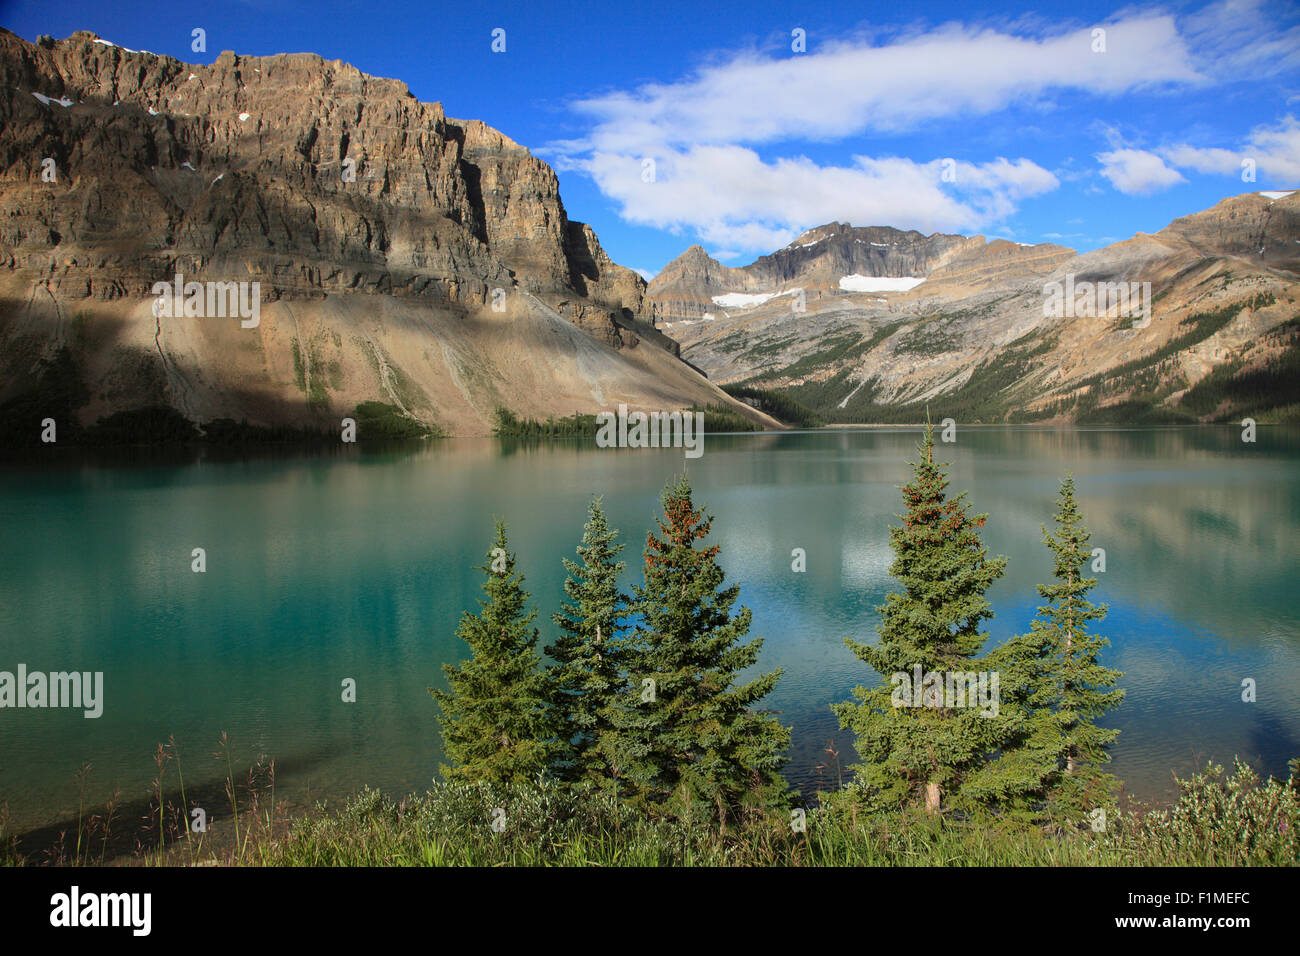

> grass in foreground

[
  {"left": 260, "top": 759, "right": 1299, "bottom": 867},
  {"left": 4, "top": 756, "right": 1295, "bottom": 868}
]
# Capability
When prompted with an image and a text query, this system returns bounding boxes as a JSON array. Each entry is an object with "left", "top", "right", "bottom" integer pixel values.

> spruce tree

[
  {"left": 431, "top": 519, "right": 553, "bottom": 786},
  {"left": 967, "top": 612, "right": 1070, "bottom": 821},
  {"left": 972, "top": 477, "right": 1124, "bottom": 822},
  {"left": 603, "top": 475, "right": 790, "bottom": 823},
  {"left": 546, "top": 497, "right": 628, "bottom": 787},
  {"left": 833, "top": 424, "right": 1008, "bottom": 814},
  {"left": 1037, "top": 477, "right": 1124, "bottom": 816}
]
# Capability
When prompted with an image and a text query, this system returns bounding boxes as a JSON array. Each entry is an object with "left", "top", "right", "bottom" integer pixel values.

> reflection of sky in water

[
  {"left": 840, "top": 538, "right": 892, "bottom": 589},
  {"left": 0, "top": 426, "right": 1297, "bottom": 834}
]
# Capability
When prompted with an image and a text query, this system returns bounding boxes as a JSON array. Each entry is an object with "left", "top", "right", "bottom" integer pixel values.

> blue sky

[{"left": 3, "top": 0, "right": 1298, "bottom": 277}]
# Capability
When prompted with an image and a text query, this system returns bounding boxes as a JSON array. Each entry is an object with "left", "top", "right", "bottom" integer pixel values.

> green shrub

[
  {"left": 84, "top": 406, "right": 201, "bottom": 445},
  {"left": 492, "top": 407, "right": 598, "bottom": 438},
  {"left": 1103, "top": 760, "right": 1300, "bottom": 866},
  {"left": 353, "top": 401, "right": 436, "bottom": 440}
]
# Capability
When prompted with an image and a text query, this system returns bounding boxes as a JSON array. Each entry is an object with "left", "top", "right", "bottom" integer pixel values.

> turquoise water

[{"left": 1, "top": 426, "right": 1298, "bottom": 835}]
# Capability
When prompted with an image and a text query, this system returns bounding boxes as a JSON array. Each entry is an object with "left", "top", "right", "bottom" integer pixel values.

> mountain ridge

[
  {"left": 649, "top": 225, "right": 1074, "bottom": 325},
  {"left": 650, "top": 192, "right": 1299, "bottom": 423},
  {"left": 0, "top": 29, "right": 776, "bottom": 439}
]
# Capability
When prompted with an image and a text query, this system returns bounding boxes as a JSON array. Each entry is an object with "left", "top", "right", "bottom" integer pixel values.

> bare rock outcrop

[{"left": 0, "top": 29, "right": 766, "bottom": 435}]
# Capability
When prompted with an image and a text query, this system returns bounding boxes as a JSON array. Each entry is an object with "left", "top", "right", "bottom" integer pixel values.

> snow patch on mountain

[
  {"left": 838, "top": 275, "right": 925, "bottom": 292},
  {"left": 712, "top": 288, "right": 804, "bottom": 308}
]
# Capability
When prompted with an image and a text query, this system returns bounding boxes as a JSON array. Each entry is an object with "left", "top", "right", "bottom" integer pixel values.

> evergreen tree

[
  {"left": 431, "top": 519, "right": 553, "bottom": 786},
  {"left": 603, "top": 476, "right": 790, "bottom": 823},
  {"left": 546, "top": 497, "right": 628, "bottom": 786},
  {"left": 972, "top": 477, "right": 1124, "bottom": 822},
  {"left": 967, "top": 617, "right": 1070, "bottom": 821},
  {"left": 1040, "top": 481, "right": 1123, "bottom": 811},
  {"left": 1037, "top": 477, "right": 1124, "bottom": 815},
  {"left": 833, "top": 424, "right": 1008, "bottom": 814}
]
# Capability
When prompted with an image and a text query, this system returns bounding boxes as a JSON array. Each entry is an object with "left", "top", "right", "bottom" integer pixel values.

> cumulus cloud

[
  {"left": 1096, "top": 148, "right": 1188, "bottom": 195},
  {"left": 586, "top": 147, "right": 1058, "bottom": 247},
  {"left": 1163, "top": 115, "right": 1300, "bottom": 183},
  {"left": 546, "top": 12, "right": 1206, "bottom": 251}
]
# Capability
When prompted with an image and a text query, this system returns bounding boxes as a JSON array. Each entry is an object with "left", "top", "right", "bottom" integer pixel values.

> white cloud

[
  {"left": 546, "top": 12, "right": 1206, "bottom": 251},
  {"left": 633, "top": 267, "right": 657, "bottom": 282},
  {"left": 583, "top": 147, "right": 1057, "bottom": 250},
  {"left": 565, "top": 16, "right": 1201, "bottom": 155},
  {"left": 1162, "top": 145, "right": 1241, "bottom": 175},
  {"left": 1096, "top": 148, "right": 1188, "bottom": 195},
  {"left": 1163, "top": 115, "right": 1300, "bottom": 183}
]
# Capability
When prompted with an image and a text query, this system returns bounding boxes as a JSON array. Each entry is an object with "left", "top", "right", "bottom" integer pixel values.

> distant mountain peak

[{"left": 655, "top": 191, "right": 1299, "bottom": 429}]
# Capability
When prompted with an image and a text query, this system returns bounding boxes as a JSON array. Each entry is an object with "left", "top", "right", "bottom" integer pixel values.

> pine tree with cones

[{"left": 602, "top": 475, "right": 790, "bottom": 823}]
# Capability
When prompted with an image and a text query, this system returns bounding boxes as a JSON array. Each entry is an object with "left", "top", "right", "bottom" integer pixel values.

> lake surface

[{"left": 2, "top": 426, "right": 1299, "bottom": 837}]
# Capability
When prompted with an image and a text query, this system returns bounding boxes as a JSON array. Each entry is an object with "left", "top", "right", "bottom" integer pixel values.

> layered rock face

[
  {"left": 649, "top": 245, "right": 764, "bottom": 324},
  {"left": 909, "top": 238, "right": 1076, "bottom": 299},
  {"left": 1158, "top": 192, "right": 1300, "bottom": 274},
  {"left": 745, "top": 223, "right": 981, "bottom": 287},
  {"left": 0, "top": 30, "right": 756, "bottom": 435},
  {"left": 646, "top": 223, "right": 1065, "bottom": 324}
]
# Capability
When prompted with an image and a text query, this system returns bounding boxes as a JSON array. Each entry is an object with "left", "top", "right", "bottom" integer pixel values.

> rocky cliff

[{"left": 0, "top": 29, "right": 768, "bottom": 437}]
